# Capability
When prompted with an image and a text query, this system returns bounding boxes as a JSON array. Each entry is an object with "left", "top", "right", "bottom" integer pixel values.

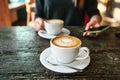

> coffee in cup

[
  {"left": 50, "top": 36, "right": 89, "bottom": 63},
  {"left": 52, "top": 36, "right": 81, "bottom": 48},
  {"left": 44, "top": 19, "right": 64, "bottom": 35}
]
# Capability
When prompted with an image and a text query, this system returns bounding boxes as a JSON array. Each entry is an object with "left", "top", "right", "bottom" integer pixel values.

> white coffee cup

[
  {"left": 44, "top": 19, "right": 64, "bottom": 35},
  {"left": 50, "top": 36, "right": 90, "bottom": 63}
]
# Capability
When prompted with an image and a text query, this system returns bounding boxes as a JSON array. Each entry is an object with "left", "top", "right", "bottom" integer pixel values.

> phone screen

[{"left": 85, "top": 26, "right": 110, "bottom": 33}]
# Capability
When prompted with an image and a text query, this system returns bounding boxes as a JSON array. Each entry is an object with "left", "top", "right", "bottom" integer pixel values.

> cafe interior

[
  {"left": 0, "top": 0, "right": 120, "bottom": 79},
  {"left": 0, "top": 0, "right": 120, "bottom": 27}
]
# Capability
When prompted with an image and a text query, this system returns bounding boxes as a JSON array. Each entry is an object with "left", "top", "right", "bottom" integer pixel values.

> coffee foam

[
  {"left": 46, "top": 19, "right": 64, "bottom": 24},
  {"left": 52, "top": 36, "right": 81, "bottom": 48}
]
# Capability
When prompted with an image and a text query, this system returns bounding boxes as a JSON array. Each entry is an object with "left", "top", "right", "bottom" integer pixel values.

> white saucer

[
  {"left": 40, "top": 47, "right": 90, "bottom": 73},
  {"left": 38, "top": 28, "right": 70, "bottom": 39}
]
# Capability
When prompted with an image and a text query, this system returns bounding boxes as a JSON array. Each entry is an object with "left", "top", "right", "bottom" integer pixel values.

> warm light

[
  {"left": 98, "top": 0, "right": 109, "bottom": 4},
  {"left": 113, "top": 8, "right": 120, "bottom": 20},
  {"left": 115, "top": 0, "right": 120, "bottom": 3},
  {"left": 98, "top": 3, "right": 107, "bottom": 13}
]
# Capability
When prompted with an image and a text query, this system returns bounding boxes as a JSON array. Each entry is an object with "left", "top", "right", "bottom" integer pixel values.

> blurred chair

[{"left": 25, "top": 0, "right": 35, "bottom": 27}]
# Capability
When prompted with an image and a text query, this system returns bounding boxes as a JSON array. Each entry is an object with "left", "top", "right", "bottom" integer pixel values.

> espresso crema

[{"left": 52, "top": 36, "right": 81, "bottom": 48}]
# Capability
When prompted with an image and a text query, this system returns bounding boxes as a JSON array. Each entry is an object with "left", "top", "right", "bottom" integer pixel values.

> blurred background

[{"left": 0, "top": 0, "right": 120, "bottom": 27}]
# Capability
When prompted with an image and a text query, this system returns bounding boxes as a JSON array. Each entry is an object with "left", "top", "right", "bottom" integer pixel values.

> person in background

[{"left": 34, "top": 0, "right": 102, "bottom": 37}]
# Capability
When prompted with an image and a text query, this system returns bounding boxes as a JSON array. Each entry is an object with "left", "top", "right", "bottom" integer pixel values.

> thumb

[
  {"left": 94, "top": 23, "right": 100, "bottom": 28},
  {"left": 85, "top": 22, "right": 93, "bottom": 30}
]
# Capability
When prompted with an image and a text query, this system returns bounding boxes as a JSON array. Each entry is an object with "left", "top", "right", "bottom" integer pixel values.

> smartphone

[{"left": 84, "top": 26, "right": 110, "bottom": 34}]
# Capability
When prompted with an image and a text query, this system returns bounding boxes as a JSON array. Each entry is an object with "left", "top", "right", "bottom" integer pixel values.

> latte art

[
  {"left": 52, "top": 36, "right": 81, "bottom": 48},
  {"left": 55, "top": 38, "right": 75, "bottom": 47}
]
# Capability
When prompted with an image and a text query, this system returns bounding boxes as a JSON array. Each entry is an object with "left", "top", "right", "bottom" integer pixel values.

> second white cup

[{"left": 44, "top": 19, "right": 64, "bottom": 35}]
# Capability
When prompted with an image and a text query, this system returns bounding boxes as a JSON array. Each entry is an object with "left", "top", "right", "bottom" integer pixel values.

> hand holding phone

[{"left": 84, "top": 26, "right": 110, "bottom": 34}]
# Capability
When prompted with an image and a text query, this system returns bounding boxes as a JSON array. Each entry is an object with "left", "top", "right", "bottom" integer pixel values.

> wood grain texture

[{"left": 0, "top": 26, "right": 120, "bottom": 80}]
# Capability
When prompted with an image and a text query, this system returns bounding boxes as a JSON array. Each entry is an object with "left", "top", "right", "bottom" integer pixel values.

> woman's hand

[
  {"left": 34, "top": 18, "right": 44, "bottom": 31},
  {"left": 83, "top": 15, "right": 102, "bottom": 37}
]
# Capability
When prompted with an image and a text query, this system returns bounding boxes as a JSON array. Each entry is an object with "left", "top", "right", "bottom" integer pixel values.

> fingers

[
  {"left": 34, "top": 22, "right": 42, "bottom": 31},
  {"left": 85, "top": 21, "right": 93, "bottom": 30},
  {"left": 34, "top": 18, "right": 44, "bottom": 31},
  {"left": 84, "top": 18, "right": 101, "bottom": 37},
  {"left": 83, "top": 32, "right": 99, "bottom": 37},
  {"left": 85, "top": 20, "right": 97, "bottom": 30},
  {"left": 85, "top": 16, "right": 101, "bottom": 30}
]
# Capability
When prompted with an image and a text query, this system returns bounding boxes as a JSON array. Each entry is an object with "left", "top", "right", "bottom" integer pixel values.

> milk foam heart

[{"left": 52, "top": 36, "right": 81, "bottom": 48}]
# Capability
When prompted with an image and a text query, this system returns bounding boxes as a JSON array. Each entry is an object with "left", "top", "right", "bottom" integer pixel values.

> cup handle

[{"left": 76, "top": 47, "right": 90, "bottom": 60}]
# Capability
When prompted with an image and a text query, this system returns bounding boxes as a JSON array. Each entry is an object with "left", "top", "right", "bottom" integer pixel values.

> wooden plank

[
  {"left": 0, "top": 0, "right": 11, "bottom": 26},
  {"left": 9, "top": 9, "right": 18, "bottom": 23}
]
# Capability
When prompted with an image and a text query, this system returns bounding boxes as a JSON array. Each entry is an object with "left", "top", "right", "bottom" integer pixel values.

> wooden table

[{"left": 0, "top": 26, "right": 120, "bottom": 79}]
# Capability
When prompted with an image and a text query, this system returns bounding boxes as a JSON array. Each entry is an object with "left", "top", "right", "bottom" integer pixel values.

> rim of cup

[{"left": 44, "top": 19, "right": 64, "bottom": 24}]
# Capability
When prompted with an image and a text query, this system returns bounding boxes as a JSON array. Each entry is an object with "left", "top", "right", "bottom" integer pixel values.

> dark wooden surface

[{"left": 0, "top": 26, "right": 120, "bottom": 80}]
